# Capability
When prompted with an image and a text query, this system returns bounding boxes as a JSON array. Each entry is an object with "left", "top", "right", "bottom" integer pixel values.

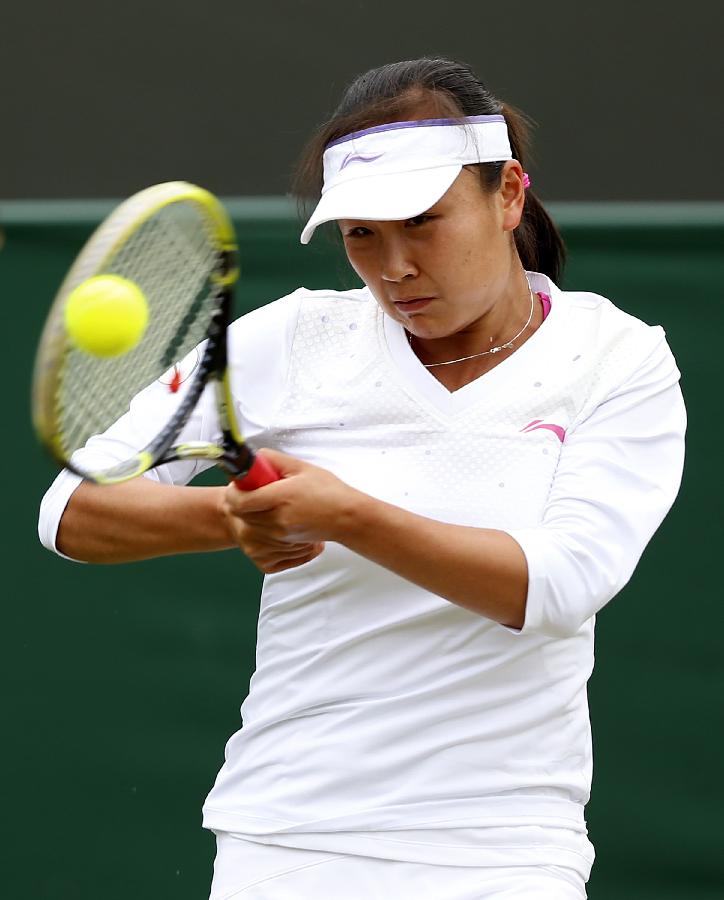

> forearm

[
  {"left": 57, "top": 479, "right": 234, "bottom": 563},
  {"left": 336, "top": 491, "right": 528, "bottom": 629},
  {"left": 222, "top": 450, "right": 528, "bottom": 627}
]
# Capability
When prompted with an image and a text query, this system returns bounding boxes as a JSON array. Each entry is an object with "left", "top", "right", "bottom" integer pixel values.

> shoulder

[
  {"left": 543, "top": 284, "right": 683, "bottom": 446},
  {"left": 533, "top": 273, "right": 677, "bottom": 379},
  {"left": 228, "top": 286, "right": 373, "bottom": 338},
  {"left": 294, "top": 285, "right": 376, "bottom": 322},
  {"left": 526, "top": 273, "right": 682, "bottom": 428},
  {"left": 226, "top": 286, "right": 377, "bottom": 376}
]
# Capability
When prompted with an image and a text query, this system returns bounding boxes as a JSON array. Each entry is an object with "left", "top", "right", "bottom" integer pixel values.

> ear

[{"left": 499, "top": 160, "right": 526, "bottom": 232}]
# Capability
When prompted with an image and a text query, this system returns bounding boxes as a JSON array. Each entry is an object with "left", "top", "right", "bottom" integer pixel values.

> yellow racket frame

[{"left": 32, "top": 182, "right": 241, "bottom": 480}]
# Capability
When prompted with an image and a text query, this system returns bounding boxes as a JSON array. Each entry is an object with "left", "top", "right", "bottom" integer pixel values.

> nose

[{"left": 379, "top": 234, "right": 419, "bottom": 283}]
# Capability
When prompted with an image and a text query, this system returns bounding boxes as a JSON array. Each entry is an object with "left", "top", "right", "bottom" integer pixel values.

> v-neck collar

[{"left": 380, "top": 272, "right": 565, "bottom": 418}]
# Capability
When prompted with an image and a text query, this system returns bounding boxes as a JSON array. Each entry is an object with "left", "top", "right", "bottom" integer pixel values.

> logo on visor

[{"left": 339, "top": 152, "right": 384, "bottom": 171}]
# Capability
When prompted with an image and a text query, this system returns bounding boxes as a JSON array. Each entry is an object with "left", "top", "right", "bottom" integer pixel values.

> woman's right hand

[
  {"left": 218, "top": 447, "right": 366, "bottom": 573},
  {"left": 221, "top": 520, "right": 325, "bottom": 573}
]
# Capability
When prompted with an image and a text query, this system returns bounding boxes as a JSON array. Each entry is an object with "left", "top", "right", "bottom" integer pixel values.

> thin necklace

[{"left": 407, "top": 287, "right": 535, "bottom": 368}]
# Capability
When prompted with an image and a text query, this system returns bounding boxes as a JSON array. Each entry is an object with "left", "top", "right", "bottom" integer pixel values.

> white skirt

[{"left": 209, "top": 833, "right": 587, "bottom": 900}]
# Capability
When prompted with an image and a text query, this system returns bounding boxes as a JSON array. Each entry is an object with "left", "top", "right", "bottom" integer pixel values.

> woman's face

[{"left": 339, "top": 162, "right": 526, "bottom": 341}]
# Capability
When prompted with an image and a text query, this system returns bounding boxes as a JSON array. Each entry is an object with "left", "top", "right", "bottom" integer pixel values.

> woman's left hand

[{"left": 220, "top": 448, "right": 356, "bottom": 572}]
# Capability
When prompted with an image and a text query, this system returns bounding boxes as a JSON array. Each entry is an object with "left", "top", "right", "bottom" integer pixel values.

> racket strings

[{"left": 58, "top": 202, "right": 223, "bottom": 456}]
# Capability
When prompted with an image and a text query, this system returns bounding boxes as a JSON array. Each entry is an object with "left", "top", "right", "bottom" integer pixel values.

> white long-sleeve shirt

[{"left": 38, "top": 272, "right": 685, "bottom": 878}]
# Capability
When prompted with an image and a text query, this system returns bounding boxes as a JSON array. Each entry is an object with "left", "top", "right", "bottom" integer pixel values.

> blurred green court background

[{"left": 1, "top": 200, "right": 722, "bottom": 899}]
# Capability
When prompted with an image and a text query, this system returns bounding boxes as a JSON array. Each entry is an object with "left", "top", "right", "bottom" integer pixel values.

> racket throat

[{"left": 220, "top": 440, "right": 256, "bottom": 478}]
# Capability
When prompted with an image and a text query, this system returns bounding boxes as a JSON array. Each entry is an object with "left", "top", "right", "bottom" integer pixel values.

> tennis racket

[{"left": 31, "top": 181, "right": 279, "bottom": 489}]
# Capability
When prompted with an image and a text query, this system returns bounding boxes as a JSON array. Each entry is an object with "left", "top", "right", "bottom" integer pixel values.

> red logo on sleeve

[{"left": 158, "top": 349, "right": 200, "bottom": 394}]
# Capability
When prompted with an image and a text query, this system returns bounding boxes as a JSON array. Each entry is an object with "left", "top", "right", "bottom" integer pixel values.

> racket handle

[{"left": 233, "top": 453, "right": 281, "bottom": 491}]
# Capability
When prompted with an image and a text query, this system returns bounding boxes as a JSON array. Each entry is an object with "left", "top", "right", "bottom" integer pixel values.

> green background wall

[{"left": 1, "top": 200, "right": 722, "bottom": 898}]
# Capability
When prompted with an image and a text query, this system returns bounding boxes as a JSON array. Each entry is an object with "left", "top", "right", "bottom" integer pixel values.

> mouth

[{"left": 392, "top": 297, "right": 434, "bottom": 312}]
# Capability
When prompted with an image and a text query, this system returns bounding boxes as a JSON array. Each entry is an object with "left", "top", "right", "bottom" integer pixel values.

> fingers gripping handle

[{"left": 233, "top": 453, "right": 281, "bottom": 491}]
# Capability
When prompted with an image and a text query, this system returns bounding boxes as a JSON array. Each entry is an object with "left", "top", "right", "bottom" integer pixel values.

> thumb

[{"left": 255, "top": 447, "right": 307, "bottom": 477}]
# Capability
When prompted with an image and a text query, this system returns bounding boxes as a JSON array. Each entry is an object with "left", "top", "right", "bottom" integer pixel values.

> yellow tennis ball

[{"left": 64, "top": 275, "right": 149, "bottom": 357}]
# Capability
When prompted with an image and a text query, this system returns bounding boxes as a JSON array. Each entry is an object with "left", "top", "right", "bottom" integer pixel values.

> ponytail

[
  {"left": 514, "top": 190, "right": 566, "bottom": 285},
  {"left": 499, "top": 103, "right": 566, "bottom": 284}
]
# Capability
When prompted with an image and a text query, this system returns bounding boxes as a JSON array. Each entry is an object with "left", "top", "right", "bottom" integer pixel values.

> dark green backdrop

[{"left": 1, "top": 200, "right": 722, "bottom": 899}]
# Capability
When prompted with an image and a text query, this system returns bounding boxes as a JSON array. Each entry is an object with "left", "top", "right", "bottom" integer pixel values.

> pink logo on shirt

[{"left": 520, "top": 419, "right": 566, "bottom": 442}]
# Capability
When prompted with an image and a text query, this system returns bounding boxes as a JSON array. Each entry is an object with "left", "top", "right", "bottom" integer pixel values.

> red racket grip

[{"left": 233, "top": 453, "right": 281, "bottom": 491}]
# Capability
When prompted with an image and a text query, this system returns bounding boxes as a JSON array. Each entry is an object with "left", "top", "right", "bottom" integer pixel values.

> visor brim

[{"left": 300, "top": 165, "right": 463, "bottom": 244}]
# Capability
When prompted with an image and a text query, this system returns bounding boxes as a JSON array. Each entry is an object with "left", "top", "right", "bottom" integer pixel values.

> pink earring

[{"left": 522, "top": 173, "right": 531, "bottom": 189}]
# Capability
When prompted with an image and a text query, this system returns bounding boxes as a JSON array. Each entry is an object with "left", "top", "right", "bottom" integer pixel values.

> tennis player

[{"left": 39, "top": 58, "right": 686, "bottom": 898}]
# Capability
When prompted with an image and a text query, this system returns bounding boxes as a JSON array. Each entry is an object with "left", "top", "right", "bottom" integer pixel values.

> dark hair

[{"left": 293, "top": 57, "right": 565, "bottom": 283}]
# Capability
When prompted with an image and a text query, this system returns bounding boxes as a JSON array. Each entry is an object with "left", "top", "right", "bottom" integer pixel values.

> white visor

[{"left": 300, "top": 115, "right": 513, "bottom": 244}]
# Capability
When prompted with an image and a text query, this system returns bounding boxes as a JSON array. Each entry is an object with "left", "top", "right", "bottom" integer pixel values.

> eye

[
  {"left": 406, "top": 214, "right": 434, "bottom": 227},
  {"left": 343, "top": 225, "right": 373, "bottom": 238}
]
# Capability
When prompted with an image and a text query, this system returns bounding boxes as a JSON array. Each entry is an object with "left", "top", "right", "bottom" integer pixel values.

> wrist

[
  {"left": 215, "top": 484, "right": 242, "bottom": 550},
  {"left": 328, "top": 485, "right": 377, "bottom": 545}
]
